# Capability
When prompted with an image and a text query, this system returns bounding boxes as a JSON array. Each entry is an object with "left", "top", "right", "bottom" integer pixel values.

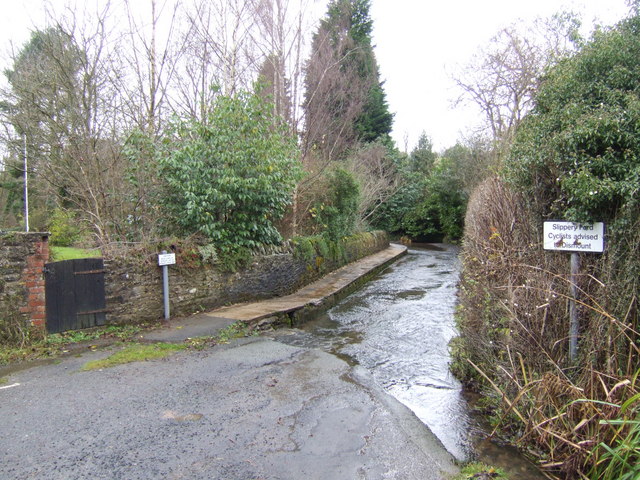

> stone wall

[
  {"left": 0, "top": 232, "right": 49, "bottom": 338},
  {"left": 105, "top": 231, "right": 389, "bottom": 325},
  {"left": 0, "top": 231, "right": 389, "bottom": 337}
]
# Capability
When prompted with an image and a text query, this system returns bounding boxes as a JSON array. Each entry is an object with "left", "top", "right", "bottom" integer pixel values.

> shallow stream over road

[{"left": 273, "top": 244, "right": 544, "bottom": 478}]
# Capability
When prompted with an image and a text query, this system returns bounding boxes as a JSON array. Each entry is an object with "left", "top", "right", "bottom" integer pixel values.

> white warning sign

[{"left": 543, "top": 221, "right": 605, "bottom": 253}]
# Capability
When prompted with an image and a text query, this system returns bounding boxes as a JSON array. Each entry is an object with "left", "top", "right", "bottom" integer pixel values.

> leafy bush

[
  {"left": 506, "top": 15, "right": 640, "bottom": 224},
  {"left": 369, "top": 136, "right": 432, "bottom": 235},
  {"left": 369, "top": 169, "right": 423, "bottom": 234},
  {"left": 313, "top": 168, "right": 360, "bottom": 240},
  {"left": 48, "top": 208, "right": 85, "bottom": 247},
  {"left": 160, "top": 89, "right": 302, "bottom": 251},
  {"left": 370, "top": 140, "right": 472, "bottom": 242},
  {"left": 402, "top": 158, "right": 467, "bottom": 241}
]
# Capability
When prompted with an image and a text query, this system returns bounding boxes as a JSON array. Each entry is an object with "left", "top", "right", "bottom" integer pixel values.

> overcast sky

[
  {"left": 370, "top": 0, "right": 631, "bottom": 151},
  {"left": 0, "top": 0, "right": 633, "bottom": 152}
]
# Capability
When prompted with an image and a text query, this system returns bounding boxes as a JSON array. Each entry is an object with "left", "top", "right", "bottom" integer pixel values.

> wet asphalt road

[{"left": 0, "top": 337, "right": 457, "bottom": 479}]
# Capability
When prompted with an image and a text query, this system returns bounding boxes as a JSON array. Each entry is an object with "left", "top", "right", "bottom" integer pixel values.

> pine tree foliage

[{"left": 303, "top": 0, "right": 393, "bottom": 161}]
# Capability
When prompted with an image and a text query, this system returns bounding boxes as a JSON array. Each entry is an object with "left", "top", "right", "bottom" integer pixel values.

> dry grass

[{"left": 455, "top": 176, "right": 640, "bottom": 479}]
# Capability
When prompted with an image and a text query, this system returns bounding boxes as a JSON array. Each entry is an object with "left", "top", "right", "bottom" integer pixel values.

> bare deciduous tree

[
  {"left": 454, "top": 26, "right": 542, "bottom": 144},
  {"left": 43, "top": 4, "right": 137, "bottom": 244},
  {"left": 171, "top": 0, "right": 259, "bottom": 122},
  {"left": 453, "top": 14, "right": 580, "bottom": 145},
  {"left": 302, "top": 20, "right": 369, "bottom": 165},
  {"left": 119, "top": 0, "right": 183, "bottom": 135},
  {"left": 0, "top": 1, "right": 174, "bottom": 243},
  {"left": 0, "top": 3, "right": 134, "bottom": 243},
  {"left": 249, "top": 0, "right": 317, "bottom": 129},
  {"left": 345, "top": 141, "right": 400, "bottom": 225}
]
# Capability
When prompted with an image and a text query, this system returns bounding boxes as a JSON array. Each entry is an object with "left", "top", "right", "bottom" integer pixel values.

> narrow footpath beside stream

[{"left": 272, "top": 244, "right": 545, "bottom": 479}]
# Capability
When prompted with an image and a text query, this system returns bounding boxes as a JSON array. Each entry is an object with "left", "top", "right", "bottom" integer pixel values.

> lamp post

[{"left": 23, "top": 134, "right": 29, "bottom": 233}]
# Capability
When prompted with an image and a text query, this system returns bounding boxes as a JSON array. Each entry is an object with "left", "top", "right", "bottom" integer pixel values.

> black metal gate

[{"left": 44, "top": 258, "right": 107, "bottom": 334}]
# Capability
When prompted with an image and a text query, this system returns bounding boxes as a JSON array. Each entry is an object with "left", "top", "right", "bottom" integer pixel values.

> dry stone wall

[{"left": 105, "top": 231, "right": 389, "bottom": 325}]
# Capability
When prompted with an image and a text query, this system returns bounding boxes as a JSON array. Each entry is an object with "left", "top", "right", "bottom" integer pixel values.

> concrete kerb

[
  {"left": 142, "top": 243, "right": 407, "bottom": 343},
  {"left": 287, "top": 244, "right": 407, "bottom": 326},
  {"left": 208, "top": 243, "right": 406, "bottom": 328}
]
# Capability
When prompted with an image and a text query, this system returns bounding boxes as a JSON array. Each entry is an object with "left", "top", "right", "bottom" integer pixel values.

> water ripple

[{"left": 273, "top": 244, "right": 544, "bottom": 478}]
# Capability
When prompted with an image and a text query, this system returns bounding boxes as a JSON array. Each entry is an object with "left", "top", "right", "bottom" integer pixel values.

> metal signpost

[
  {"left": 543, "top": 221, "right": 605, "bottom": 363},
  {"left": 158, "top": 251, "right": 176, "bottom": 320},
  {"left": 23, "top": 135, "right": 29, "bottom": 232}
]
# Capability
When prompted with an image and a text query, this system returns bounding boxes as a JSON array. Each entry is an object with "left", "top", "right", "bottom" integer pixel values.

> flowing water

[{"left": 272, "top": 244, "right": 545, "bottom": 478}]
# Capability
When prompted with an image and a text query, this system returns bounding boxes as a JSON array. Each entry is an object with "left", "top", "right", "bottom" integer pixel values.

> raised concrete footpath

[{"left": 142, "top": 243, "right": 407, "bottom": 343}]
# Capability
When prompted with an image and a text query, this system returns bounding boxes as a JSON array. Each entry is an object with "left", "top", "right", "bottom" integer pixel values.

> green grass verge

[
  {"left": 1, "top": 321, "right": 254, "bottom": 369},
  {"left": 50, "top": 246, "right": 101, "bottom": 261},
  {"left": 0, "top": 324, "right": 146, "bottom": 366},
  {"left": 451, "top": 462, "right": 508, "bottom": 480},
  {"left": 81, "top": 343, "right": 186, "bottom": 371},
  {"left": 46, "top": 324, "right": 143, "bottom": 344}
]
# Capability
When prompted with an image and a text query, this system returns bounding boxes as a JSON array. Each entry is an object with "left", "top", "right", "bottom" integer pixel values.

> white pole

[
  {"left": 23, "top": 135, "right": 29, "bottom": 232},
  {"left": 161, "top": 250, "right": 170, "bottom": 320}
]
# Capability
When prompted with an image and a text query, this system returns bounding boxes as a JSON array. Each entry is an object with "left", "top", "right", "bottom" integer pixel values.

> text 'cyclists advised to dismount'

[{"left": 543, "top": 221, "right": 605, "bottom": 253}]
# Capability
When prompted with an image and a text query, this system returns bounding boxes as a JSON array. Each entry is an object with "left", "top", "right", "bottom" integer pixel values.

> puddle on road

[{"left": 272, "top": 244, "right": 545, "bottom": 479}]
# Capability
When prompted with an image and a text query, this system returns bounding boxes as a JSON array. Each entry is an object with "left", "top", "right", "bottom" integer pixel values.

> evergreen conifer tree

[{"left": 303, "top": 0, "right": 393, "bottom": 160}]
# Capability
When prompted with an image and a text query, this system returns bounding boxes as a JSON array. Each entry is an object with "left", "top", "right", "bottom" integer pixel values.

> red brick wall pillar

[{"left": 19, "top": 234, "right": 49, "bottom": 330}]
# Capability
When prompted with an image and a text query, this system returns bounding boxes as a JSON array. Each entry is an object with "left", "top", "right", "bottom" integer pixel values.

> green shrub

[
  {"left": 402, "top": 157, "right": 467, "bottom": 242},
  {"left": 314, "top": 168, "right": 360, "bottom": 241},
  {"left": 292, "top": 236, "right": 317, "bottom": 262},
  {"left": 506, "top": 15, "right": 640, "bottom": 224},
  {"left": 160, "top": 89, "right": 302, "bottom": 250},
  {"left": 48, "top": 208, "right": 85, "bottom": 247}
]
